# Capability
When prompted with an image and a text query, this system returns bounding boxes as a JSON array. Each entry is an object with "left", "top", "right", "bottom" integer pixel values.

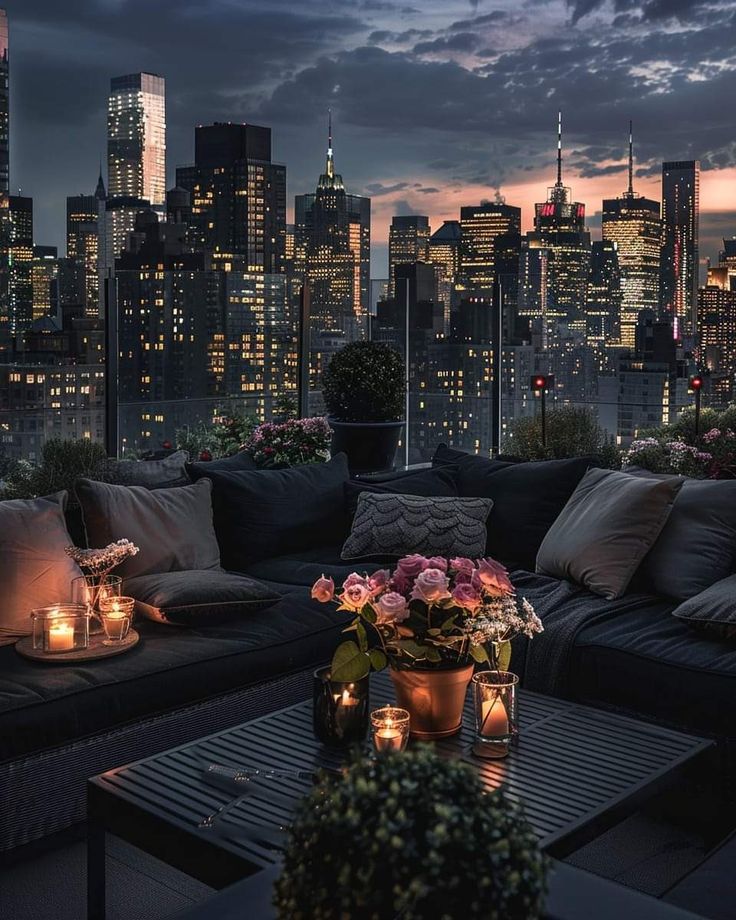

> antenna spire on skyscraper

[
  {"left": 556, "top": 110, "right": 563, "bottom": 187},
  {"left": 627, "top": 119, "right": 634, "bottom": 196},
  {"left": 326, "top": 107, "right": 334, "bottom": 180}
]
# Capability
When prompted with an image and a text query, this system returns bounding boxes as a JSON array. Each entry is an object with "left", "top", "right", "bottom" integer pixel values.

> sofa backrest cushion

[
  {"left": 186, "top": 450, "right": 257, "bottom": 482},
  {"left": 76, "top": 478, "right": 221, "bottom": 578},
  {"left": 102, "top": 450, "right": 190, "bottom": 489},
  {"left": 630, "top": 473, "right": 736, "bottom": 600},
  {"left": 434, "top": 450, "right": 593, "bottom": 569},
  {"left": 344, "top": 467, "right": 458, "bottom": 518},
  {"left": 205, "top": 453, "right": 350, "bottom": 569},
  {"left": 536, "top": 468, "right": 683, "bottom": 600},
  {"left": 671, "top": 574, "right": 736, "bottom": 639},
  {"left": 0, "top": 492, "right": 82, "bottom": 643},
  {"left": 341, "top": 492, "right": 493, "bottom": 561}
]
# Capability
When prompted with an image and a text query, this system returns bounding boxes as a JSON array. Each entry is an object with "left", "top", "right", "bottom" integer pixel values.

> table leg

[{"left": 87, "top": 821, "right": 106, "bottom": 920}]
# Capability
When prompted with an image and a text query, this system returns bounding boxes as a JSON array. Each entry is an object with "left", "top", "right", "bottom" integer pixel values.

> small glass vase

[
  {"left": 31, "top": 605, "right": 90, "bottom": 654},
  {"left": 72, "top": 575, "right": 123, "bottom": 634},
  {"left": 472, "top": 670, "right": 518, "bottom": 759},
  {"left": 99, "top": 596, "right": 134, "bottom": 645},
  {"left": 371, "top": 707, "right": 410, "bottom": 754},
  {"left": 313, "top": 667, "right": 370, "bottom": 746}
]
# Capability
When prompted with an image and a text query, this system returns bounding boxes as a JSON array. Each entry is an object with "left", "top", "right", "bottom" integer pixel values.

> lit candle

[
  {"left": 48, "top": 621, "right": 75, "bottom": 652},
  {"left": 374, "top": 723, "right": 403, "bottom": 753},
  {"left": 480, "top": 698, "right": 509, "bottom": 742},
  {"left": 100, "top": 596, "right": 134, "bottom": 641}
]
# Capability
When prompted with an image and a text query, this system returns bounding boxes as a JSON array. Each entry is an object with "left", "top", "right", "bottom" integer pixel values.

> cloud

[{"left": 413, "top": 32, "right": 481, "bottom": 54}]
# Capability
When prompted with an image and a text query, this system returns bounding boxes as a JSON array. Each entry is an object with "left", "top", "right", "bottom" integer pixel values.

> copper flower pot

[{"left": 389, "top": 664, "right": 474, "bottom": 739}]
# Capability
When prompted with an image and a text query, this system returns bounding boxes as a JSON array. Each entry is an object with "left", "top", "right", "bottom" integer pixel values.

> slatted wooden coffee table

[{"left": 86, "top": 672, "right": 713, "bottom": 919}]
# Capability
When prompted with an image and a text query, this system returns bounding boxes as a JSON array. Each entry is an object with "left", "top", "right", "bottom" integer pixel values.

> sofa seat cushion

[
  {"left": 0, "top": 588, "right": 345, "bottom": 762},
  {"left": 570, "top": 604, "right": 736, "bottom": 741},
  {"left": 240, "top": 544, "right": 395, "bottom": 588},
  {"left": 125, "top": 570, "right": 281, "bottom": 626}
]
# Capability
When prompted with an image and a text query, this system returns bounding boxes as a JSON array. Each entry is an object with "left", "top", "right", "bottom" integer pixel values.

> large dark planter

[{"left": 328, "top": 418, "right": 404, "bottom": 474}]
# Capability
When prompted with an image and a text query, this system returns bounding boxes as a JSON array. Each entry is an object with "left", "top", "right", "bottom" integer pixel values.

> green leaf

[
  {"left": 495, "top": 640, "right": 512, "bottom": 672},
  {"left": 424, "top": 646, "right": 442, "bottom": 663},
  {"left": 368, "top": 648, "right": 388, "bottom": 671},
  {"left": 396, "top": 639, "right": 429, "bottom": 660},
  {"left": 427, "top": 628, "right": 441, "bottom": 637},
  {"left": 360, "top": 605, "right": 377, "bottom": 624},
  {"left": 356, "top": 621, "right": 368, "bottom": 652},
  {"left": 440, "top": 615, "right": 457, "bottom": 631},
  {"left": 331, "top": 641, "right": 370, "bottom": 682},
  {"left": 470, "top": 644, "right": 489, "bottom": 664}
]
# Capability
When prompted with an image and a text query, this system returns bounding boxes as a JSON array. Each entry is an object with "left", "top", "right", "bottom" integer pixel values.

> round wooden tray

[{"left": 15, "top": 629, "right": 139, "bottom": 663}]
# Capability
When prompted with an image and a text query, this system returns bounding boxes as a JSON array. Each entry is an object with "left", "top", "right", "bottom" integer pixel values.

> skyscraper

[
  {"left": 176, "top": 122, "right": 286, "bottom": 273},
  {"left": 0, "top": 9, "right": 8, "bottom": 196},
  {"left": 459, "top": 201, "right": 521, "bottom": 292},
  {"left": 698, "top": 244, "right": 736, "bottom": 405},
  {"left": 388, "top": 215, "right": 430, "bottom": 296},
  {"left": 526, "top": 113, "right": 590, "bottom": 336},
  {"left": 294, "top": 115, "right": 370, "bottom": 343},
  {"left": 602, "top": 124, "right": 661, "bottom": 348},
  {"left": 107, "top": 73, "right": 166, "bottom": 208},
  {"left": 660, "top": 159, "right": 699, "bottom": 338},
  {"left": 67, "top": 172, "right": 105, "bottom": 315},
  {"left": 5, "top": 195, "right": 33, "bottom": 339},
  {"left": 587, "top": 239, "right": 622, "bottom": 346}
]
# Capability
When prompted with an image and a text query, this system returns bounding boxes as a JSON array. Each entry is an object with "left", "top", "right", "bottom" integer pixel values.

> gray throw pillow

[
  {"left": 630, "top": 473, "right": 736, "bottom": 600},
  {"left": 341, "top": 493, "right": 493, "bottom": 560},
  {"left": 76, "top": 478, "right": 220, "bottom": 579},
  {"left": 536, "top": 468, "right": 683, "bottom": 600},
  {"left": 672, "top": 575, "right": 736, "bottom": 640},
  {"left": 0, "top": 492, "right": 82, "bottom": 643},
  {"left": 125, "top": 570, "right": 280, "bottom": 626},
  {"left": 103, "top": 450, "right": 189, "bottom": 489}
]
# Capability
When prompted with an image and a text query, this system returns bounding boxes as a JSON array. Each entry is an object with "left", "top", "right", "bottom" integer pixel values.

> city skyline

[{"left": 9, "top": 0, "right": 736, "bottom": 274}]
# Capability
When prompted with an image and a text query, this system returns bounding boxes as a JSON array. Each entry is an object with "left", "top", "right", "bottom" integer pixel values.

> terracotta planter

[{"left": 389, "top": 664, "right": 474, "bottom": 740}]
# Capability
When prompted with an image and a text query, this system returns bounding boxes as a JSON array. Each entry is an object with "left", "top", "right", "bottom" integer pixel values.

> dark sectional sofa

[{"left": 1, "top": 448, "right": 735, "bottom": 857}]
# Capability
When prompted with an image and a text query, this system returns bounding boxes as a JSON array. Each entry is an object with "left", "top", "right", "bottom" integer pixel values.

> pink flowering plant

[
  {"left": 311, "top": 555, "right": 542, "bottom": 682},
  {"left": 243, "top": 417, "right": 331, "bottom": 468}
]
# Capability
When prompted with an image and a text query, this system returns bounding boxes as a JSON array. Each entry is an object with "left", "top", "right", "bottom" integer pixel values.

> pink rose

[
  {"left": 368, "top": 569, "right": 390, "bottom": 597},
  {"left": 451, "top": 582, "right": 482, "bottom": 612},
  {"left": 311, "top": 574, "right": 335, "bottom": 603},
  {"left": 450, "top": 557, "right": 475, "bottom": 577},
  {"left": 425, "top": 556, "right": 448, "bottom": 572},
  {"left": 343, "top": 572, "right": 369, "bottom": 590},
  {"left": 396, "top": 554, "right": 430, "bottom": 581},
  {"left": 340, "top": 583, "right": 372, "bottom": 610},
  {"left": 411, "top": 568, "right": 451, "bottom": 604},
  {"left": 375, "top": 592, "right": 409, "bottom": 625},
  {"left": 473, "top": 558, "right": 514, "bottom": 597}
]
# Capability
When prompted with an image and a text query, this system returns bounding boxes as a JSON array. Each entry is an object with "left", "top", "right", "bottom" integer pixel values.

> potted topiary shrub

[
  {"left": 322, "top": 340, "right": 405, "bottom": 473},
  {"left": 274, "top": 747, "right": 548, "bottom": 919}
]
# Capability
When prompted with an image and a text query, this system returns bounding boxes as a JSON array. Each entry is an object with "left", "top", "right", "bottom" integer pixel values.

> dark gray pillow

[
  {"left": 103, "top": 450, "right": 189, "bottom": 488},
  {"left": 0, "top": 492, "right": 82, "bottom": 643},
  {"left": 186, "top": 450, "right": 257, "bottom": 482},
  {"left": 631, "top": 474, "right": 736, "bottom": 600},
  {"left": 672, "top": 575, "right": 736, "bottom": 640},
  {"left": 341, "top": 493, "right": 493, "bottom": 561},
  {"left": 76, "top": 478, "right": 221, "bottom": 579},
  {"left": 125, "top": 570, "right": 280, "bottom": 626},
  {"left": 536, "top": 468, "right": 683, "bottom": 600}
]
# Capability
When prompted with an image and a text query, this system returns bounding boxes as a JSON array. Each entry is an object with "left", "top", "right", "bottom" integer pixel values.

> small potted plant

[
  {"left": 311, "top": 555, "right": 542, "bottom": 739},
  {"left": 274, "top": 747, "right": 548, "bottom": 919},
  {"left": 322, "top": 340, "right": 405, "bottom": 473}
]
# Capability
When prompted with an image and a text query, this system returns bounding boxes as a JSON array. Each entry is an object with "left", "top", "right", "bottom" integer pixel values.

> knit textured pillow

[{"left": 341, "top": 492, "right": 493, "bottom": 561}]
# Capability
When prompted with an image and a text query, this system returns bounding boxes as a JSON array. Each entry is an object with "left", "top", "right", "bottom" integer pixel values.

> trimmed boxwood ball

[
  {"left": 322, "top": 341, "right": 405, "bottom": 422},
  {"left": 273, "top": 748, "right": 548, "bottom": 920}
]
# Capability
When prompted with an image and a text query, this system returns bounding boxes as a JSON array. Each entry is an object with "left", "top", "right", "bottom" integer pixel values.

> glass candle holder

[
  {"left": 31, "top": 605, "right": 90, "bottom": 654},
  {"left": 472, "top": 671, "right": 518, "bottom": 759},
  {"left": 99, "top": 595, "right": 134, "bottom": 645},
  {"left": 313, "top": 667, "right": 370, "bottom": 746},
  {"left": 371, "top": 707, "right": 410, "bottom": 754},
  {"left": 71, "top": 574, "right": 122, "bottom": 613}
]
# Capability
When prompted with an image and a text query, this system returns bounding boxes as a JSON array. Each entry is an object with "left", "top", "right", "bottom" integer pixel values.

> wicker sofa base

[{"left": 0, "top": 667, "right": 315, "bottom": 856}]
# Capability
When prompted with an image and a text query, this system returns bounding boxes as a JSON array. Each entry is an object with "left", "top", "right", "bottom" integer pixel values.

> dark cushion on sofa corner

[
  {"left": 125, "top": 570, "right": 280, "bottom": 626},
  {"left": 629, "top": 474, "right": 736, "bottom": 601},
  {"left": 344, "top": 466, "right": 458, "bottom": 517},
  {"left": 76, "top": 478, "right": 221, "bottom": 578},
  {"left": 206, "top": 453, "right": 350, "bottom": 569},
  {"left": 103, "top": 450, "right": 190, "bottom": 488},
  {"left": 671, "top": 575, "right": 736, "bottom": 640},
  {"left": 440, "top": 453, "right": 593, "bottom": 569},
  {"left": 536, "top": 468, "right": 683, "bottom": 599},
  {"left": 186, "top": 450, "right": 257, "bottom": 482}
]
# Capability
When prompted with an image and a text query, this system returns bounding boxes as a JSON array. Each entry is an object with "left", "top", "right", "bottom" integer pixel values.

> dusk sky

[{"left": 11, "top": 0, "right": 736, "bottom": 275}]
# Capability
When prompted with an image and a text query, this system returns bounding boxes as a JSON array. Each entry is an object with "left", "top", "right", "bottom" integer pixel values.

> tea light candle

[
  {"left": 374, "top": 724, "right": 403, "bottom": 753},
  {"left": 371, "top": 707, "right": 410, "bottom": 755},
  {"left": 47, "top": 621, "right": 75, "bottom": 652},
  {"left": 100, "top": 596, "right": 134, "bottom": 641}
]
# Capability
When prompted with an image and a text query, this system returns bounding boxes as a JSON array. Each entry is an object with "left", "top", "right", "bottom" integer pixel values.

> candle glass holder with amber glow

[
  {"left": 313, "top": 667, "right": 370, "bottom": 746},
  {"left": 32, "top": 605, "right": 90, "bottom": 654},
  {"left": 99, "top": 596, "right": 134, "bottom": 645},
  {"left": 371, "top": 707, "right": 410, "bottom": 754},
  {"left": 472, "top": 671, "right": 518, "bottom": 759}
]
